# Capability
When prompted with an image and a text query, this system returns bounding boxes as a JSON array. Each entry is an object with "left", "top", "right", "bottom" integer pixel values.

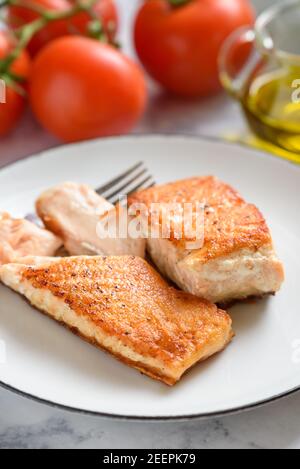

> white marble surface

[{"left": 2, "top": 0, "right": 298, "bottom": 450}]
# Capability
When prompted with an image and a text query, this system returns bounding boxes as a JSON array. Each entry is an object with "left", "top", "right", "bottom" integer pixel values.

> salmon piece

[
  {"left": 36, "top": 182, "right": 145, "bottom": 258},
  {"left": 128, "top": 177, "right": 284, "bottom": 305},
  {"left": 0, "top": 212, "right": 62, "bottom": 265},
  {"left": 0, "top": 255, "right": 233, "bottom": 385}
]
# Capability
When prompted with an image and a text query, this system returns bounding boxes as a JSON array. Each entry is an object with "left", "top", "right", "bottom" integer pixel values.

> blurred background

[{"left": 0, "top": 0, "right": 281, "bottom": 167}]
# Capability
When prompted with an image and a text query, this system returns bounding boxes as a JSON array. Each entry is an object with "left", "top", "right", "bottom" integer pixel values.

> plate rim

[
  {"left": 1, "top": 133, "right": 300, "bottom": 421},
  {"left": 1, "top": 378, "right": 300, "bottom": 422},
  {"left": 1, "top": 133, "right": 300, "bottom": 176}
]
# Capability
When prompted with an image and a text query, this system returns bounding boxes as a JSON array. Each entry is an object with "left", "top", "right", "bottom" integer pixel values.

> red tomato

[
  {"left": 134, "top": 0, "right": 255, "bottom": 97},
  {"left": 0, "top": 31, "right": 31, "bottom": 136},
  {"left": 0, "top": 86, "right": 25, "bottom": 137},
  {"left": 29, "top": 36, "right": 147, "bottom": 142},
  {"left": 8, "top": 0, "right": 118, "bottom": 56},
  {"left": 8, "top": 0, "right": 70, "bottom": 56},
  {"left": 70, "top": 0, "right": 118, "bottom": 42}
]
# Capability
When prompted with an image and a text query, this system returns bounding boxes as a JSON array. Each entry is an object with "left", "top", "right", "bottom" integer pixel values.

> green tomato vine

[{"left": 0, "top": 0, "right": 116, "bottom": 92}]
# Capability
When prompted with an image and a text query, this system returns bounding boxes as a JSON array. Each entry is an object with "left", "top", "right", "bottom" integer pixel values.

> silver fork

[{"left": 25, "top": 162, "right": 155, "bottom": 224}]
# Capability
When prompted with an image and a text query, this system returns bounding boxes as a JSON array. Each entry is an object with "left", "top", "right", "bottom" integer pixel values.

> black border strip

[{"left": 1, "top": 133, "right": 300, "bottom": 422}]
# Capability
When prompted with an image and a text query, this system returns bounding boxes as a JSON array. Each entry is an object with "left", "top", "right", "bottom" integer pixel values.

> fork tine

[
  {"left": 25, "top": 213, "right": 43, "bottom": 227},
  {"left": 126, "top": 176, "right": 154, "bottom": 196},
  {"left": 96, "top": 161, "right": 144, "bottom": 195},
  {"left": 127, "top": 181, "right": 156, "bottom": 199},
  {"left": 102, "top": 168, "right": 148, "bottom": 201},
  {"left": 25, "top": 162, "right": 155, "bottom": 223},
  {"left": 109, "top": 177, "right": 155, "bottom": 205},
  {"left": 141, "top": 181, "right": 156, "bottom": 190}
]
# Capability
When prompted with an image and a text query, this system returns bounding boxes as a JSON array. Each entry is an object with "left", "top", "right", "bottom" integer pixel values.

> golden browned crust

[
  {"left": 7, "top": 285, "right": 178, "bottom": 385},
  {"left": 10, "top": 283, "right": 233, "bottom": 385},
  {"left": 17, "top": 256, "right": 232, "bottom": 385},
  {"left": 128, "top": 176, "right": 272, "bottom": 263}
]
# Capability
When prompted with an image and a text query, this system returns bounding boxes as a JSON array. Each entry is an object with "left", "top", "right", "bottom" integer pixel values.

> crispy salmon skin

[
  {"left": 0, "top": 256, "right": 233, "bottom": 385},
  {"left": 129, "top": 176, "right": 284, "bottom": 304}
]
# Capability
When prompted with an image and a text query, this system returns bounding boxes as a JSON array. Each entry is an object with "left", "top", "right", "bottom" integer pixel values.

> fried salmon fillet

[
  {"left": 128, "top": 177, "right": 284, "bottom": 304},
  {"left": 0, "top": 212, "right": 62, "bottom": 265},
  {"left": 0, "top": 256, "right": 233, "bottom": 385},
  {"left": 36, "top": 182, "right": 145, "bottom": 258}
]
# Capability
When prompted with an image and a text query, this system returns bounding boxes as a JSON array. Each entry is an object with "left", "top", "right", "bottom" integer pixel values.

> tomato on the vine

[
  {"left": 134, "top": 0, "right": 255, "bottom": 97},
  {"left": 0, "top": 30, "right": 31, "bottom": 137},
  {"left": 70, "top": 0, "right": 118, "bottom": 42},
  {"left": 29, "top": 36, "right": 147, "bottom": 142},
  {"left": 8, "top": 0, "right": 118, "bottom": 56}
]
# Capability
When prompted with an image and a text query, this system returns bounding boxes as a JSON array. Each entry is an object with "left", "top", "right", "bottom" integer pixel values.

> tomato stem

[
  {"left": 168, "top": 0, "right": 192, "bottom": 7},
  {"left": 0, "top": 0, "right": 109, "bottom": 79},
  {"left": 1, "top": 72, "right": 26, "bottom": 96},
  {"left": 0, "top": 16, "right": 46, "bottom": 74}
]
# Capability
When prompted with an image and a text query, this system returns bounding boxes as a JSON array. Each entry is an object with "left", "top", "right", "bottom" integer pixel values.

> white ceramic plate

[{"left": 0, "top": 135, "right": 299, "bottom": 420}]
